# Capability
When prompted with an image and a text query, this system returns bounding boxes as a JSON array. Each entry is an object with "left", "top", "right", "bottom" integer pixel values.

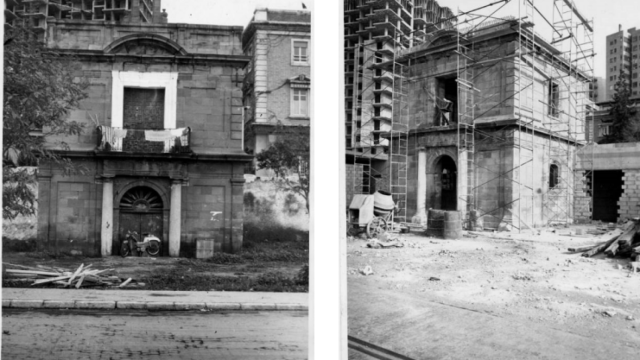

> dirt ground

[{"left": 347, "top": 225, "right": 640, "bottom": 359}]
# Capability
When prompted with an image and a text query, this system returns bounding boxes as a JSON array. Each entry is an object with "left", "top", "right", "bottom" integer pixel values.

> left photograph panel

[{"left": 2, "top": 1, "right": 311, "bottom": 358}]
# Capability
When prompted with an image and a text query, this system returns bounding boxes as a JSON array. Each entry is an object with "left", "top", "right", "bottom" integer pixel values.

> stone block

[
  {"left": 116, "top": 301, "right": 147, "bottom": 310},
  {"left": 146, "top": 302, "right": 176, "bottom": 310},
  {"left": 11, "top": 300, "right": 44, "bottom": 308},
  {"left": 43, "top": 300, "right": 76, "bottom": 309},
  {"left": 75, "top": 300, "right": 116, "bottom": 309},
  {"left": 206, "top": 302, "right": 241, "bottom": 311}
]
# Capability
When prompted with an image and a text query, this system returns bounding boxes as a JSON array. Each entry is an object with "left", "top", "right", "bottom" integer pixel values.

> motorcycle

[{"left": 120, "top": 230, "right": 161, "bottom": 257}]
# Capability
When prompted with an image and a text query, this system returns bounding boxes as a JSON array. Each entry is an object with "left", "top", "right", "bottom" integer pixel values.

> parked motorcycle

[{"left": 120, "top": 230, "right": 161, "bottom": 257}]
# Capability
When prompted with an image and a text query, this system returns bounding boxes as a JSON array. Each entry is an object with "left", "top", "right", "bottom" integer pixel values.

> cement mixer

[{"left": 348, "top": 191, "right": 396, "bottom": 237}]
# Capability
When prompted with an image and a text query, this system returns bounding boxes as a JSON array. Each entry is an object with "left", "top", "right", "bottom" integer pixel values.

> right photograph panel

[{"left": 343, "top": 0, "right": 640, "bottom": 358}]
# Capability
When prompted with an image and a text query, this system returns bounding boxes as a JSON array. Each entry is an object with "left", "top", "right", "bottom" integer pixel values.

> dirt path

[{"left": 347, "top": 230, "right": 640, "bottom": 359}]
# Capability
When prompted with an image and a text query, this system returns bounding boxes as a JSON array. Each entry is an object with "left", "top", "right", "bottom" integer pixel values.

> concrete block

[
  {"left": 43, "top": 300, "right": 76, "bottom": 309},
  {"left": 275, "top": 303, "right": 308, "bottom": 311},
  {"left": 2, "top": 300, "right": 11, "bottom": 307},
  {"left": 240, "top": 303, "right": 277, "bottom": 311},
  {"left": 174, "top": 302, "right": 206, "bottom": 311},
  {"left": 206, "top": 302, "right": 241, "bottom": 311},
  {"left": 11, "top": 300, "right": 44, "bottom": 308},
  {"left": 116, "top": 301, "right": 147, "bottom": 310},
  {"left": 146, "top": 302, "right": 176, "bottom": 310},
  {"left": 75, "top": 300, "right": 116, "bottom": 309}
]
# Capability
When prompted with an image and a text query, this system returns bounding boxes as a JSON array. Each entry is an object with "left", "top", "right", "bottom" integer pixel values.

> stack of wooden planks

[
  {"left": 2, "top": 263, "right": 135, "bottom": 288},
  {"left": 575, "top": 220, "right": 640, "bottom": 262}
]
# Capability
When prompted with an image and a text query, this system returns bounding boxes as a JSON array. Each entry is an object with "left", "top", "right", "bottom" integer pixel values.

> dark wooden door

[
  {"left": 117, "top": 186, "right": 164, "bottom": 255},
  {"left": 118, "top": 213, "right": 163, "bottom": 255}
]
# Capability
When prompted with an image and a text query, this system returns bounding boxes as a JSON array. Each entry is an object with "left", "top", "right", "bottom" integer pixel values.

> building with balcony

[
  {"left": 26, "top": 0, "right": 251, "bottom": 257},
  {"left": 241, "top": 8, "right": 311, "bottom": 177}
]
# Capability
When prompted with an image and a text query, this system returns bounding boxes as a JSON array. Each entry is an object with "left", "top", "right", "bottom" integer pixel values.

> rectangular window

[
  {"left": 292, "top": 40, "right": 310, "bottom": 65},
  {"left": 291, "top": 88, "right": 309, "bottom": 117},
  {"left": 600, "top": 125, "right": 611, "bottom": 137},
  {"left": 548, "top": 81, "right": 559, "bottom": 117}
]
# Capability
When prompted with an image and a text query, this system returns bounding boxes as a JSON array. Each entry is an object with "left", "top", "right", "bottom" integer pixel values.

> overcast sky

[
  {"left": 163, "top": 0, "right": 313, "bottom": 27},
  {"left": 412, "top": 0, "right": 640, "bottom": 78},
  {"left": 161, "top": 0, "right": 638, "bottom": 79}
]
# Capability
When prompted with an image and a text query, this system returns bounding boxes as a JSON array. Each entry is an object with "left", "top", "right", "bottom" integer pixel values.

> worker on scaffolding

[{"left": 436, "top": 96, "right": 453, "bottom": 126}]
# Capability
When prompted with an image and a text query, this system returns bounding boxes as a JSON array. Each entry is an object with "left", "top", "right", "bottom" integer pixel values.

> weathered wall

[
  {"left": 405, "top": 128, "right": 577, "bottom": 229},
  {"left": 50, "top": 60, "right": 244, "bottom": 154},
  {"left": 37, "top": 159, "right": 245, "bottom": 257},
  {"left": 618, "top": 170, "right": 640, "bottom": 221},
  {"left": 47, "top": 21, "right": 244, "bottom": 55},
  {"left": 243, "top": 177, "right": 309, "bottom": 232}
]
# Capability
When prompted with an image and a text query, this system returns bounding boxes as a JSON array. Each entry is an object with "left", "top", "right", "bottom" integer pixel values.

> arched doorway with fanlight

[{"left": 116, "top": 186, "right": 165, "bottom": 256}]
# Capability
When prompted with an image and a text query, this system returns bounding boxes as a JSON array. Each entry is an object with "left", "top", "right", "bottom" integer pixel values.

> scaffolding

[
  {"left": 345, "top": 0, "right": 413, "bottom": 225},
  {"left": 345, "top": 0, "right": 595, "bottom": 231},
  {"left": 5, "top": 0, "right": 158, "bottom": 41}
]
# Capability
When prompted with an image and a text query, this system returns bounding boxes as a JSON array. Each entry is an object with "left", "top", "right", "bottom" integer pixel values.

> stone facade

[
  {"left": 242, "top": 8, "right": 311, "bottom": 177},
  {"left": 35, "top": 3, "right": 252, "bottom": 257},
  {"left": 393, "top": 20, "right": 588, "bottom": 229}
]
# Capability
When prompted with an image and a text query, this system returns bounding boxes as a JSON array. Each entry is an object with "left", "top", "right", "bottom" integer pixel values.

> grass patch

[
  {"left": 141, "top": 267, "right": 309, "bottom": 292},
  {"left": 206, "top": 232, "right": 309, "bottom": 265}
]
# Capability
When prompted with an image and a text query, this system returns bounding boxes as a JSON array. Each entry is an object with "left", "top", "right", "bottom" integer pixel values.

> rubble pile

[
  {"left": 2, "top": 263, "right": 140, "bottom": 288},
  {"left": 576, "top": 220, "right": 640, "bottom": 269}
]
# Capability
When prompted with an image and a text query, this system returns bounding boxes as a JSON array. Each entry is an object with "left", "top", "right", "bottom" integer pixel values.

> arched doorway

[
  {"left": 117, "top": 186, "right": 164, "bottom": 255},
  {"left": 435, "top": 155, "right": 457, "bottom": 210}
]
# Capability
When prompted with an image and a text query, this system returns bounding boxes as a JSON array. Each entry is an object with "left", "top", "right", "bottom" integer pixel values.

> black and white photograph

[
  {"left": 343, "top": 0, "right": 640, "bottom": 359},
  {"left": 2, "top": 0, "right": 312, "bottom": 358}
]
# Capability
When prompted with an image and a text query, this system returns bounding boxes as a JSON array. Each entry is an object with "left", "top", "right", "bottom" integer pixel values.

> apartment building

[
  {"left": 604, "top": 25, "right": 640, "bottom": 101},
  {"left": 343, "top": 0, "right": 456, "bottom": 202}
]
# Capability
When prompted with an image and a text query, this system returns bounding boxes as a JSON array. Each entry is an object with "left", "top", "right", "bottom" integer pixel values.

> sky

[
  {"left": 428, "top": 0, "right": 640, "bottom": 79},
  {"left": 162, "top": 0, "right": 313, "bottom": 27},
  {"left": 159, "top": 0, "right": 639, "bottom": 79}
]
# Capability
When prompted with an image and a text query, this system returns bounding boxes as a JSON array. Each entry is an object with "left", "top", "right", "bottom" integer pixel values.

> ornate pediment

[
  {"left": 288, "top": 74, "right": 310, "bottom": 88},
  {"left": 105, "top": 34, "right": 188, "bottom": 56},
  {"left": 112, "top": 39, "right": 180, "bottom": 56}
]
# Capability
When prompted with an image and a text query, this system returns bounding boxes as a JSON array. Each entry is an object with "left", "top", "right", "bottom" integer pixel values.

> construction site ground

[{"left": 347, "top": 225, "right": 640, "bottom": 360}]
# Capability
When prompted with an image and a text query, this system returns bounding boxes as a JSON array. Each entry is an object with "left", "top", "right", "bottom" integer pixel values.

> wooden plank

[
  {"left": 75, "top": 275, "right": 85, "bottom": 289},
  {"left": 119, "top": 278, "right": 132, "bottom": 288},
  {"left": 31, "top": 275, "right": 72, "bottom": 285},
  {"left": 616, "top": 223, "right": 640, "bottom": 247},
  {"left": 67, "top": 263, "right": 84, "bottom": 286},
  {"left": 568, "top": 242, "right": 605, "bottom": 253},
  {"left": 5, "top": 269, "right": 61, "bottom": 276},
  {"left": 582, "top": 230, "right": 623, "bottom": 257}
]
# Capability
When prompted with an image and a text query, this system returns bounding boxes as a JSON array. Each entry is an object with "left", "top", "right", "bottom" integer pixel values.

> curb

[{"left": 2, "top": 299, "right": 307, "bottom": 312}]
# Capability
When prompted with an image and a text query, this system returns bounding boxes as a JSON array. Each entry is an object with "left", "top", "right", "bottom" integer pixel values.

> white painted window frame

[
  {"left": 290, "top": 87, "right": 310, "bottom": 117},
  {"left": 291, "top": 39, "right": 310, "bottom": 66},
  {"left": 111, "top": 71, "right": 178, "bottom": 129}
]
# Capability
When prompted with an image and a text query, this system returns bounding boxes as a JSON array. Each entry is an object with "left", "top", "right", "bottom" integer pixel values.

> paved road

[{"left": 2, "top": 309, "right": 308, "bottom": 360}]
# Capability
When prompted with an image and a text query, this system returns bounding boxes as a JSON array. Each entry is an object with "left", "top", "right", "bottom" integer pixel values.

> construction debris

[
  {"left": 360, "top": 266, "right": 374, "bottom": 276},
  {"left": 2, "top": 263, "right": 140, "bottom": 288},
  {"left": 576, "top": 220, "right": 640, "bottom": 266}
]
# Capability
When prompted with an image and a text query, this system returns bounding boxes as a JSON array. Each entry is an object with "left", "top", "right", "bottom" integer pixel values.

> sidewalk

[{"left": 2, "top": 288, "right": 308, "bottom": 311}]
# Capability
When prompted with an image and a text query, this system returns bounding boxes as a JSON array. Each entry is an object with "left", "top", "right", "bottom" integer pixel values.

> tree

[
  {"left": 3, "top": 23, "right": 88, "bottom": 220},
  {"left": 255, "top": 124, "right": 310, "bottom": 213},
  {"left": 599, "top": 72, "right": 639, "bottom": 144}
]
